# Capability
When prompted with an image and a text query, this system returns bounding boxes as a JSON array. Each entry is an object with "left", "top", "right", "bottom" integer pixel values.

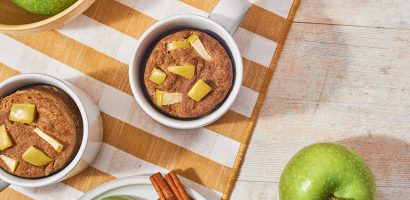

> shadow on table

[
  {"left": 175, "top": 167, "right": 204, "bottom": 185},
  {"left": 338, "top": 135, "right": 410, "bottom": 198}
]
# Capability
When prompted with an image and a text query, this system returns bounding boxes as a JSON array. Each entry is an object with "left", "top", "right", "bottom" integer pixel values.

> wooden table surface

[{"left": 231, "top": 0, "right": 410, "bottom": 199}]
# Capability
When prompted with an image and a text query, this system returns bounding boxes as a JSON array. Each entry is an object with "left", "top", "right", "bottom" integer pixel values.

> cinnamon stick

[
  {"left": 165, "top": 173, "right": 183, "bottom": 200},
  {"left": 167, "top": 171, "right": 191, "bottom": 200},
  {"left": 150, "top": 172, "right": 177, "bottom": 200}
]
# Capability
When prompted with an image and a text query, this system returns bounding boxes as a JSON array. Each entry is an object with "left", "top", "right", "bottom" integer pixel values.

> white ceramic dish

[
  {"left": 0, "top": 73, "right": 103, "bottom": 190},
  {"left": 79, "top": 175, "right": 207, "bottom": 200},
  {"left": 128, "top": 0, "right": 250, "bottom": 129}
]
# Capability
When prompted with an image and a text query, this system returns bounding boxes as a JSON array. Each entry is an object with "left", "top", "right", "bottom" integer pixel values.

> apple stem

[{"left": 330, "top": 197, "right": 339, "bottom": 200}]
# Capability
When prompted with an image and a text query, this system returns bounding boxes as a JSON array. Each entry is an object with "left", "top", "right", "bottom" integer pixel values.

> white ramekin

[
  {"left": 129, "top": 12, "right": 248, "bottom": 129},
  {"left": 0, "top": 73, "right": 103, "bottom": 189}
]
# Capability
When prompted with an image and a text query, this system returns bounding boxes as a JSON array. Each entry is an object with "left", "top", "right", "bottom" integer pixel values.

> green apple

[
  {"left": 12, "top": 0, "right": 78, "bottom": 16},
  {"left": 279, "top": 142, "right": 376, "bottom": 200}
]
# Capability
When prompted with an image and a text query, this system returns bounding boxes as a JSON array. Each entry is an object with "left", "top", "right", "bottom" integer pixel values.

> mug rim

[
  {"left": 129, "top": 14, "right": 243, "bottom": 129},
  {"left": 0, "top": 73, "right": 89, "bottom": 187}
]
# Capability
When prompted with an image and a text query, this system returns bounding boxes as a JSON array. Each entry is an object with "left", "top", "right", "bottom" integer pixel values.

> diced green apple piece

[
  {"left": 187, "top": 34, "right": 199, "bottom": 43},
  {"left": 0, "top": 155, "right": 19, "bottom": 172},
  {"left": 0, "top": 125, "right": 12, "bottom": 151},
  {"left": 155, "top": 90, "right": 163, "bottom": 106},
  {"left": 34, "top": 128, "right": 64, "bottom": 153},
  {"left": 162, "top": 92, "right": 183, "bottom": 105},
  {"left": 188, "top": 79, "right": 212, "bottom": 102},
  {"left": 22, "top": 146, "right": 53, "bottom": 167},
  {"left": 149, "top": 68, "right": 167, "bottom": 85},
  {"left": 9, "top": 103, "right": 36, "bottom": 124},
  {"left": 155, "top": 90, "right": 183, "bottom": 106},
  {"left": 166, "top": 40, "right": 190, "bottom": 51},
  {"left": 187, "top": 34, "right": 213, "bottom": 61},
  {"left": 168, "top": 65, "right": 195, "bottom": 78}
]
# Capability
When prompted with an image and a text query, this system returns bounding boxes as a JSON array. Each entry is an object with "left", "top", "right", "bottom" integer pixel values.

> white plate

[{"left": 79, "top": 175, "right": 207, "bottom": 200}]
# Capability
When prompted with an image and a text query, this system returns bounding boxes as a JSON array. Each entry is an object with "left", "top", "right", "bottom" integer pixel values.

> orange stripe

[
  {"left": 179, "top": 0, "right": 219, "bottom": 12},
  {"left": 6, "top": 32, "right": 132, "bottom": 95},
  {"left": 101, "top": 113, "right": 231, "bottom": 193},
  {"left": 0, "top": 188, "right": 32, "bottom": 200},
  {"left": 243, "top": 58, "right": 267, "bottom": 91},
  {"left": 0, "top": 63, "right": 19, "bottom": 81},
  {"left": 63, "top": 166, "right": 115, "bottom": 192},
  {"left": 206, "top": 110, "right": 250, "bottom": 142},
  {"left": 241, "top": 4, "right": 286, "bottom": 42},
  {"left": 84, "top": 0, "right": 156, "bottom": 39}
]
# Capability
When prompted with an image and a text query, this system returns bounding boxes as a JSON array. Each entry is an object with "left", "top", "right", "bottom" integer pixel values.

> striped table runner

[{"left": 0, "top": 0, "right": 299, "bottom": 199}]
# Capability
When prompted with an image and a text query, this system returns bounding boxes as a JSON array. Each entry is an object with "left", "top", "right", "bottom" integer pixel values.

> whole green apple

[
  {"left": 12, "top": 0, "right": 77, "bottom": 16},
  {"left": 279, "top": 142, "right": 376, "bottom": 200}
]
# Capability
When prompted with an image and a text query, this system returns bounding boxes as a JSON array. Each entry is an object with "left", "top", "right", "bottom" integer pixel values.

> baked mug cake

[
  {"left": 0, "top": 85, "right": 82, "bottom": 178},
  {"left": 129, "top": 15, "right": 244, "bottom": 129},
  {"left": 143, "top": 29, "right": 233, "bottom": 118}
]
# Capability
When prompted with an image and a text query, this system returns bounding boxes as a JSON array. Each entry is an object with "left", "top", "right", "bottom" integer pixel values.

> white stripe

[
  {"left": 11, "top": 183, "right": 83, "bottom": 200},
  {"left": 231, "top": 86, "right": 259, "bottom": 117},
  {"left": 209, "top": 0, "right": 250, "bottom": 34},
  {"left": 92, "top": 143, "right": 222, "bottom": 200},
  {"left": 234, "top": 27, "right": 278, "bottom": 67},
  {"left": 57, "top": 14, "right": 138, "bottom": 64},
  {"left": 117, "top": 0, "right": 208, "bottom": 20},
  {"left": 0, "top": 34, "right": 239, "bottom": 167},
  {"left": 249, "top": 0, "right": 294, "bottom": 18}
]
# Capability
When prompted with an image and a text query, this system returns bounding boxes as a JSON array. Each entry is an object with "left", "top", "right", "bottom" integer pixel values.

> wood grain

[
  {"left": 232, "top": 0, "right": 410, "bottom": 199},
  {"left": 295, "top": 0, "right": 410, "bottom": 29}
]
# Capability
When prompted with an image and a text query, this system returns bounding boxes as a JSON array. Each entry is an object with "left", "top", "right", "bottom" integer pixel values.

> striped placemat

[{"left": 0, "top": 0, "right": 300, "bottom": 199}]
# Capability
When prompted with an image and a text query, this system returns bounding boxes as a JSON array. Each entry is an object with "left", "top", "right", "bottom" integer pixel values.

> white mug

[
  {"left": 129, "top": 0, "right": 250, "bottom": 129},
  {"left": 0, "top": 73, "right": 103, "bottom": 190}
]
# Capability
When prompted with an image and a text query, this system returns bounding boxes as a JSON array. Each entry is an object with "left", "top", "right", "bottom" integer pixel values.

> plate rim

[{"left": 79, "top": 175, "right": 207, "bottom": 200}]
